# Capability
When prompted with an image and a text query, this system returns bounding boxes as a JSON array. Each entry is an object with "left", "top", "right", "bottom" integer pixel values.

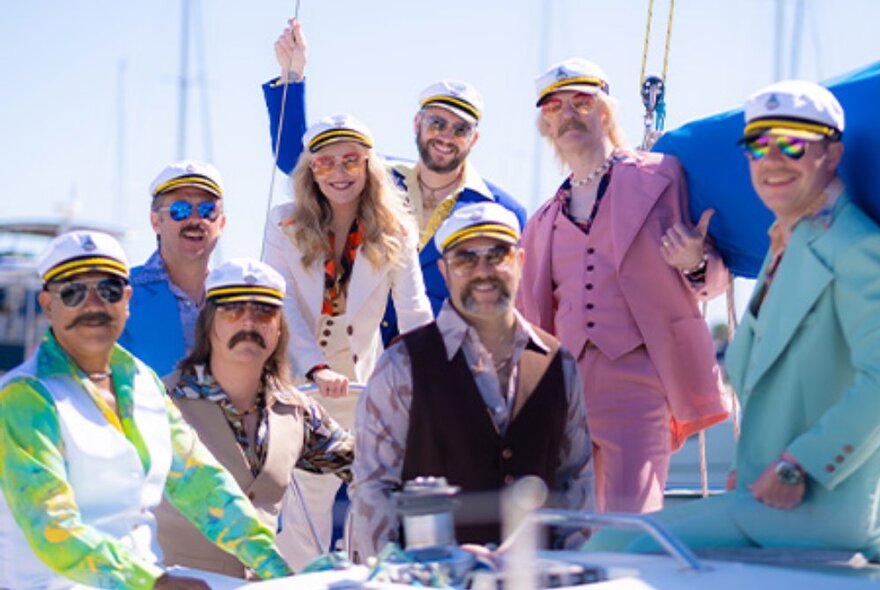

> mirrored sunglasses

[
  {"left": 744, "top": 135, "right": 809, "bottom": 161},
  {"left": 216, "top": 301, "right": 281, "bottom": 324},
  {"left": 49, "top": 277, "right": 127, "bottom": 308},
  {"left": 421, "top": 113, "right": 475, "bottom": 139},
  {"left": 445, "top": 243, "right": 517, "bottom": 276},
  {"left": 309, "top": 152, "right": 367, "bottom": 178},
  {"left": 540, "top": 92, "right": 598, "bottom": 117},
  {"left": 159, "top": 200, "right": 220, "bottom": 222}
]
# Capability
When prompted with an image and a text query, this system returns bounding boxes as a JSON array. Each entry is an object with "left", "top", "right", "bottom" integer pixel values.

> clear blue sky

[{"left": 1, "top": 0, "right": 877, "bottom": 296}]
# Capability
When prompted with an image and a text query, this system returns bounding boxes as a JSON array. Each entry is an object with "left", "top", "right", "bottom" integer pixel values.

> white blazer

[{"left": 262, "top": 202, "right": 433, "bottom": 384}]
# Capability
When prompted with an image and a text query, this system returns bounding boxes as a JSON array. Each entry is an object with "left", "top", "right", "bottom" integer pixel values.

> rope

[
  {"left": 261, "top": 0, "right": 302, "bottom": 260},
  {"left": 639, "top": 0, "right": 654, "bottom": 87},
  {"left": 726, "top": 276, "right": 741, "bottom": 440},
  {"left": 699, "top": 300, "right": 709, "bottom": 497},
  {"left": 662, "top": 0, "right": 675, "bottom": 81},
  {"left": 639, "top": 0, "right": 675, "bottom": 149}
]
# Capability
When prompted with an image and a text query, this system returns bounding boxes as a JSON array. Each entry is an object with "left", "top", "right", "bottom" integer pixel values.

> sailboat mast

[{"left": 177, "top": 0, "right": 191, "bottom": 159}]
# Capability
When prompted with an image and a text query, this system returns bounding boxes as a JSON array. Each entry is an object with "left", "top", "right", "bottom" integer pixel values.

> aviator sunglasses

[
  {"left": 48, "top": 277, "right": 127, "bottom": 308},
  {"left": 444, "top": 243, "right": 517, "bottom": 277},
  {"left": 158, "top": 200, "right": 220, "bottom": 222},
  {"left": 309, "top": 152, "right": 366, "bottom": 178},
  {"left": 216, "top": 301, "right": 281, "bottom": 324},
  {"left": 540, "top": 92, "right": 598, "bottom": 117},
  {"left": 744, "top": 135, "right": 810, "bottom": 161},
  {"left": 421, "top": 113, "right": 475, "bottom": 139}
]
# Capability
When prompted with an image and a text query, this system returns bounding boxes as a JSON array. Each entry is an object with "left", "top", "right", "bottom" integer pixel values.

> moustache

[
  {"left": 463, "top": 277, "right": 511, "bottom": 300},
  {"left": 65, "top": 312, "right": 113, "bottom": 330},
  {"left": 228, "top": 330, "right": 266, "bottom": 349},
  {"left": 557, "top": 119, "right": 589, "bottom": 137},
  {"left": 179, "top": 223, "right": 206, "bottom": 236}
]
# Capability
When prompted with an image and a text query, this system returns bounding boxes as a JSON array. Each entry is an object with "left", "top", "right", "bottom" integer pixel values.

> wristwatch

[{"left": 775, "top": 459, "right": 805, "bottom": 486}]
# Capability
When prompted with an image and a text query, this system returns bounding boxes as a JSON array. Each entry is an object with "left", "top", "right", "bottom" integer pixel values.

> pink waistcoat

[
  {"left": 551, "top": 197, "right": 643, "bottom": 360},
  {"left": 517, "top": 151, "right": 730, "bottom": 449}
]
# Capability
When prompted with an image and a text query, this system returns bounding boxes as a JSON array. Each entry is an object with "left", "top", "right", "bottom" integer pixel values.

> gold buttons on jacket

[
  {"left": 501, "top": 448, "right": 513, "bottom": 460},
  {"left": 503, "top": 474, "right": 514, "bottom": 485}
]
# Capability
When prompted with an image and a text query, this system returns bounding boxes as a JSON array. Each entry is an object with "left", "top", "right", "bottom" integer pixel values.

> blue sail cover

[{"left": 653, "top": 61, "right": 880, "bottom": 278}]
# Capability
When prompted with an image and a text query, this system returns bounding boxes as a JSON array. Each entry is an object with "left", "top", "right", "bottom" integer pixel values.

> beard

[
  {"left": 461, "top": 277, "right": 512, "bottom": 315},
  {"left": 416, "top": 130, "right": 469, "bottom": 174}
]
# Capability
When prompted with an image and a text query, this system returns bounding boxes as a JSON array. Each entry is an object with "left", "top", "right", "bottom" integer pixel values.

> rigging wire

[{"left": 261, "top": 0, "right": 302, "bottom": 260}]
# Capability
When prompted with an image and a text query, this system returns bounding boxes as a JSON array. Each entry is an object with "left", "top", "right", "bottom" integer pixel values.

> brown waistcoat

[
  {"left": 400, "top": 322, "right": 566, "bottom": 546},
  {"left": 155, "top": 375, "right": 302, "bottom": 577}
]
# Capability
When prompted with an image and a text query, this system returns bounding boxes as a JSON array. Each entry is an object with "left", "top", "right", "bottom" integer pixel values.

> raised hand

[
  {"left": 275, "top": 18, "right": 308, "bottom": 82},
  {"left": 660, "top": 208, "right": 714, "bottom": 273}
]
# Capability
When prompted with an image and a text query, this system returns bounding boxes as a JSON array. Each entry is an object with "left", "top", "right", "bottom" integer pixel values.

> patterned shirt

[
  {"left": 172, "top": 366, "right": 354, "bottom": 482},
  {"left": 559, "top": 170, "right": 613, "bottom": 234},
  {"left": 349, "top": 301, "right": 594, "bottom": 558},
  {"left": 141, "top": 249, "right": 203, "bottom": 352},
  {"left": 323, "top": 219, "right": 365, "bottom": 316},
  {"left": 0, "top": 332, "right": 292, "bottom": 589}
]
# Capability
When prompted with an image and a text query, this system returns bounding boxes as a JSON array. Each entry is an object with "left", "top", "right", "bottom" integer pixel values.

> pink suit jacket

[{"left": 518, "top": 151, "right": 729, "bottom": 449}]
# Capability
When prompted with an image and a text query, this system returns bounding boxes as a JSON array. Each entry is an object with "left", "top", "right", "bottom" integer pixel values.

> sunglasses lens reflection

[
  {"left": 746, "top": 135, "right": 808, "bottom": 161},
  {"left": 56, "top": 278, "right": 126, "bottom": 308}
]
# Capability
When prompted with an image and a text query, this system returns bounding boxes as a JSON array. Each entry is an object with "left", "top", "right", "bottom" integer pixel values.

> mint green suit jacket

[{"left": 725, "top": 192, "right": 880, "bottom": 553}]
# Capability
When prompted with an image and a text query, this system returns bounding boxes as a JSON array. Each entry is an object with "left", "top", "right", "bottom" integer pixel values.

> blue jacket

[
  {"left": 118, "top": 264, "right": 186, "bottom": 378},
  {"left": 725, "top": 192, "right": 880, "bottom": 554},
  {"left": 263, "top": 79, "right": 527, "bottom": 343}
]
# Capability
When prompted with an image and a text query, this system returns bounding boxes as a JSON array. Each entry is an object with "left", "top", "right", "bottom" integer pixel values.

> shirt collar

[
  {"left": 435, "top": 299, "right": 550, "bottom": 361},
  {"left": 36, "top": 329, "right": 137, "bottom": 382},
  {"left": 395, "top": 159, "right": 494, "bottom": 202},
  {"left": 767, "top": 177, "right": 844, "bottom": 256}
]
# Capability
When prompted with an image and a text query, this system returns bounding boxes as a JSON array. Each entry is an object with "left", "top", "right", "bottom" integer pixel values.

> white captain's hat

[
  {"left": 434, "top": 202, "right": 521, "bottom": 253},
  {"left": 149, "top": 160, "right": 224, "bottom": 199},
  {"left": 535, "top": 57, "right": 610, "bottom": 106},
  {"left": 206, "top": 258, "right": 286, "bottom": 306},
  {"left": 303, "top": 113, "right": 374, "bottom": 153},
  {"left": 37, "top": 230, "right": 129, "bottom": 285},
  {"left": 419, "top": 80, "right": 484, "bottom": 125},
  {"left": 741, "top": 80, "right": 845, "bottom": 142}
]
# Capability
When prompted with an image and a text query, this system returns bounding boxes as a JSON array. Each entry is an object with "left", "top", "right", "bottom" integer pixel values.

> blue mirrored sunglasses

[{"left": 160, "top": 200, "right": 220, "bottom": 221}]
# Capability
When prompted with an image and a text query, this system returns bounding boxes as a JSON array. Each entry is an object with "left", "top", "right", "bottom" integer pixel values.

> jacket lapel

[
  {"left": 248, "top": 401, "right": 301, "bottom": 496},
  {"left": 282, "top": 236, "right": 325, "bottom": 321},
  {"left": 345, "top": 251, "right": 385, "bottom": 320},
  {"left": 744, "top": 221, "right": 832, "bottom": 390},
  {"left": 176, "top": 399, "right": 254, "bottom": 487},
  {"left": 610, "top": 158, "right": 671, "bottom": 267}
]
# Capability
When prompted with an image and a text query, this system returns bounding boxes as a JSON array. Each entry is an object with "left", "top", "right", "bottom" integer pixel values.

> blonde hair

[
  {"left": 536, "top": 93, "right": 630, "bottom": 168},
  {"left": 284, "top": 148, "right": 414, "bottom": 270}
]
